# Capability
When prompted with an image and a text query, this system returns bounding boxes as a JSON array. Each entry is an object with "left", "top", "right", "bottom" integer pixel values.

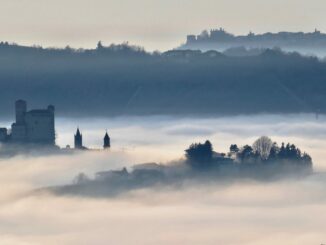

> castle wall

[
  {"left": 11, "top": 123, "right": 26, "bottom": 142},
  {"left": 25, "top": 111, "right": 55, "bottom": 144}
]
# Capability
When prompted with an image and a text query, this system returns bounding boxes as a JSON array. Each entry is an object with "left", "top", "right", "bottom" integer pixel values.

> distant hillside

[
  {"left": 179, "top": 28, "right": 326, "bottom": 57},
  {"left": 0, "top": 42, "right": 325, "bottom": 118}
]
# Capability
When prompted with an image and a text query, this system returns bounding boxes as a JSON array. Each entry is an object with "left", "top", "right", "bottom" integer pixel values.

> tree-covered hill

[{"left": 0, "top": 42, "right": 325, "bottom": 117}]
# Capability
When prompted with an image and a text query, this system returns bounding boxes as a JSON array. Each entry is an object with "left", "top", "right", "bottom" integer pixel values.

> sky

[{"left": 0, "top": 0, "right": 325, "bottom": 51}]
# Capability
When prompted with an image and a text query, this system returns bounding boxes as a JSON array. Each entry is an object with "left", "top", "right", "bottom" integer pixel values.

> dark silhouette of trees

[
  {"left": 268, "top": 142, "right": 279, "bottom": 161},
  {"left": 0, "top": 42, "right": 325, "bottom": 118},
  {"left": 278, "top": 143, "right": 286, "bottom": 158},
  {"left": 185, "top": 137, "right": 312, "bottom": 171},
  {"left": 228, "top": 144, "right": 239, "bottom": 158},
  {"left": 256, "top": 140, "right": 312, "bottom": 166},
  {"left": 302, "top": 153, "right": 312, "bottom": 163},
  {"left": 237, "top": 145, "right": 258, "bottom": 163},
  {"left": 275, "top": 142, "right": 301, "bottom": 160},
  {"left": 185, "top": 140, "right": 213, "bottom": 169},
  {"left": 230, "top": 144, "right": 239, "bottom": 153},
  {"left": 276, "top": 143, "right": 311, "bottom": 164},
  {"left": 232, "top": 137, "right": 312, "bottom": 166}
]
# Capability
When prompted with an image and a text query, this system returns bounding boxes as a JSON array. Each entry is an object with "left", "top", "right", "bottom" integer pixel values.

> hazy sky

[{"left": 0, "top": 0, "right": 325, "bottom": 50}]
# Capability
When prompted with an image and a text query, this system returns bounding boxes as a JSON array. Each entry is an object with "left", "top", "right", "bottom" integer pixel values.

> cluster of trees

[
  {"left": 185, "top": 140, "right": 214, "bottom": 169},
  {"left": 185, "top": 136, "right": 312, "bottom": 169},
  {"left": 235, "top": 137, "right": 312, "bottom": 165}
]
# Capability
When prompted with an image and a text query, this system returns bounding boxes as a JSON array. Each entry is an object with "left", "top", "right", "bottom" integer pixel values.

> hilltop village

[
  {"left": 0, "top": 100, "right": 110, "bottom": 152},
  {"left": 180, "top": 28, "right": 326, "bottom": 52}
]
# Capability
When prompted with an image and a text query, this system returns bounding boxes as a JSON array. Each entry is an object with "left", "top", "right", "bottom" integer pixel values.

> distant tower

[
  {"left": 74, "top": 128, "right": 83, "bottom": 149},
  {"left": 103, "top": 131, "right": 110, "bottom": 149},
  {"left": 15, "top": 100, "right": 27, "bottom": 125}
]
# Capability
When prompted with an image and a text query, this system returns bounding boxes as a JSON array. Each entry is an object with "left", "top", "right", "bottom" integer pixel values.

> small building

[{"left": 95, "top": 167, "right": 128, "bottom": 181}]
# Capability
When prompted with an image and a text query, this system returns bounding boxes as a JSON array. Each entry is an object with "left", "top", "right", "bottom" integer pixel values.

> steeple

[
  {"left": 103, "top": 131, "right": 110, "bottom": 149},
  {"left": 74, "top": 127, "right": 83, "bottom": 149}
]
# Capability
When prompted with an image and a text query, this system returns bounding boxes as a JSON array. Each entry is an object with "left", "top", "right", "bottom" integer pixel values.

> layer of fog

[
  {"left": 55, "top": 113, "right": 326, "bottom": 170},
  {"left": 1, "top": 175, "right": 326, "bottom": 245},
  {"left": 0, "top": 114, "right": 326, "bottom": 244}
]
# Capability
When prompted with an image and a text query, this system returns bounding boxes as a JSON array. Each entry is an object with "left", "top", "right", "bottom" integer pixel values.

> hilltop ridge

[
  {"left": 179, "top": 28, "right": 326, "bottom": 56},
  {"left": 0, "top": 42, "right": 325, "bottom": 118}
]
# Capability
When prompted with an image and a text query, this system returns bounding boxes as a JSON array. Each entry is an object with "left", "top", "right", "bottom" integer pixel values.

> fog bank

[
  {"left": 1, "top": 174, "right": 326, "bottom": 245},
  {"left": 0, "top": 114, "right": 326, "bottom": 244}
]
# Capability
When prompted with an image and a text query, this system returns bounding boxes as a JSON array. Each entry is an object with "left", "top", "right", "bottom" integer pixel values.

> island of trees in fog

[
  {"left": 50, "top": 136, "right": 312, "bottom": 197},
  {"left": 0, "top": 41, "right": 326, "bottom": 117},
  {"left": 184, "top": 137, "right": 311, "bottom": 170},
  {"left": 179, "top": 28, "right": 326, "bottom": 56}
]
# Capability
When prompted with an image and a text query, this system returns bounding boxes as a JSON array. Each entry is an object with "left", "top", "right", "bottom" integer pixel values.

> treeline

[
  {"left": 185, "top": 136, "right": 312, "bottom": 171},
  {"left": 0, "top": 42, "right": 325, "bottom": 117}
]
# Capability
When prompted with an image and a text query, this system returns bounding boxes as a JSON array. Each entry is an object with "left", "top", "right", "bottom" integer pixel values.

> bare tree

[{"left": 252, "top": 136, "right": 273, "bottom": 160}]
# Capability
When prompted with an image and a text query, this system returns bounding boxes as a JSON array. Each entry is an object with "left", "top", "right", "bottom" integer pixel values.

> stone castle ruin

[
  {"left": 0, "top": 100, "right": 55, "bottom": 145},
  {"left": 0, "top": 100, "right": 110, "bottom": 151}
]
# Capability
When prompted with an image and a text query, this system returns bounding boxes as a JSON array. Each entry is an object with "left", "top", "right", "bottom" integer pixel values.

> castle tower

[
  {"left": 47, "top": 105, "right": 55, "bottom": 114},
  {"left": 74, "top": 128, "right": 83, "bottom": 149},
  {"left": 103, "top": 131, "right": 110, "bottom": 149},
  {"left": 11, "top": 100, "right": 27, "bottom": 142},
  {"left": 15, "top": 100, "right": 27, "bottom": 125}
]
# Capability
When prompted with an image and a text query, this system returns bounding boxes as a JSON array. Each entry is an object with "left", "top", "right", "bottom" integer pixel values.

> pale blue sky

[{"left": 0, "top": 0, "right": 325, "bottom": 50}]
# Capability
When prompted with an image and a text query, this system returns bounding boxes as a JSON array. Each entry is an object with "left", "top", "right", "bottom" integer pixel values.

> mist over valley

[{"left": 1, "top": 20, "right": 326, "bottom": 244}]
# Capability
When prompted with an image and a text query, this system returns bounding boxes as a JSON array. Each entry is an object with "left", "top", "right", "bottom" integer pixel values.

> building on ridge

[
  {"left": 0, "top": 100, "right": 113, "bottom": 153},
  {"left": 74, "top": 128, "right": 83, "bottom": 149},
  {"left": 103, "top": 131, "right": 110, "bottom": 149},
  {"left": 7, "top": 100, "right": 55, "bottom": 145}
]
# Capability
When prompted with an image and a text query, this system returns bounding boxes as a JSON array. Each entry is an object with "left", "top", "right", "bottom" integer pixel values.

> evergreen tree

[
  {"left": 185, "top": 140, "right": 214, "bottom": 169},
  {"left": 238, "top": 145, "right": 254, "bottom": 162},
  {"left": 268, "top": 142, "right": 279, "bottom": 162}
]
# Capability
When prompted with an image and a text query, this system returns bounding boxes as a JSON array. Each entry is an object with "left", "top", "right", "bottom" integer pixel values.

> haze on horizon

[{"left": 1, "top": 0, "right": 325, "bottom": 51}]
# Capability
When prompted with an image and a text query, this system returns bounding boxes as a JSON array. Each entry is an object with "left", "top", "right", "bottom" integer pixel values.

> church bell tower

[
  {"left": 103, "top": 131, "right": 110, "bottom": 149},
  {"left": 74, "top": 128, "right": 83, "bottom": 149}
]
